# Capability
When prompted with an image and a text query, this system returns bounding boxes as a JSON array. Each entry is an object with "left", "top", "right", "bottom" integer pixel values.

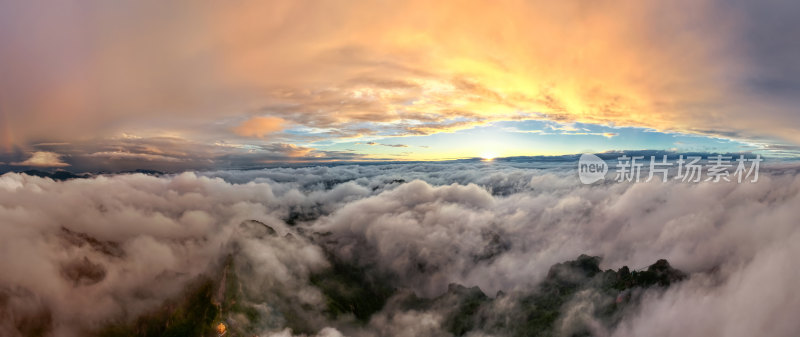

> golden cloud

[
  {"left": 233, "top": 117, "right": 285, "bottom": 138},
  {"left": 12, "top": 152, "right": 70, "bottom": 167},
  {"left": 1, "top": 0, "right": 798, "bottom": 151}
]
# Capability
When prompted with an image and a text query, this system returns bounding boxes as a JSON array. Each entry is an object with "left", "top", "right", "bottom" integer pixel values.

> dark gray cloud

[{"left": 0, "top": 136, "right": 367, "bottom": 173}]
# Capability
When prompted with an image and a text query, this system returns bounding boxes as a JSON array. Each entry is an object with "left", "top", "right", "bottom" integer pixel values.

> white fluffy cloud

[{"left": 1, "top": 161, "right": 799, "bottom": 336}]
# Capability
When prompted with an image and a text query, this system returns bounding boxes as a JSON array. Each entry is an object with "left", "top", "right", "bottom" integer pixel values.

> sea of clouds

[{"left": 1, "top": 160, "right": 800, "bottom": 336}]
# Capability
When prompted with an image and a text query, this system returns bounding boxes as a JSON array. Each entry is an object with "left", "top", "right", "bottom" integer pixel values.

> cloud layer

[{"left": 1, "top": 161, "right": 800, "bottom": 335}]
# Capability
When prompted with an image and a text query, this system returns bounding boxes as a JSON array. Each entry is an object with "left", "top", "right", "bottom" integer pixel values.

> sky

[{"left": 1, "top": 0, "right": 800, "bottom": 171}]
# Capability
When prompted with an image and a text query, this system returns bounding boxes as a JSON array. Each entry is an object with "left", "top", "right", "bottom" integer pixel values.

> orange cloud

[
  {"left": 233, "top": 117, "right": 285, "bottom": 138},
  {"left": 1, "top": 0, "right": 799, "bottom": 153},
  {"left": 273, "top": 143, "right": 312, "bottom": 158}
]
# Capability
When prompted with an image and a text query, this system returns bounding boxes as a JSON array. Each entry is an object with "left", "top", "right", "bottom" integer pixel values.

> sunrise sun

[{"left": 481, "top": 152, "right": 497, "bottom": 161}]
